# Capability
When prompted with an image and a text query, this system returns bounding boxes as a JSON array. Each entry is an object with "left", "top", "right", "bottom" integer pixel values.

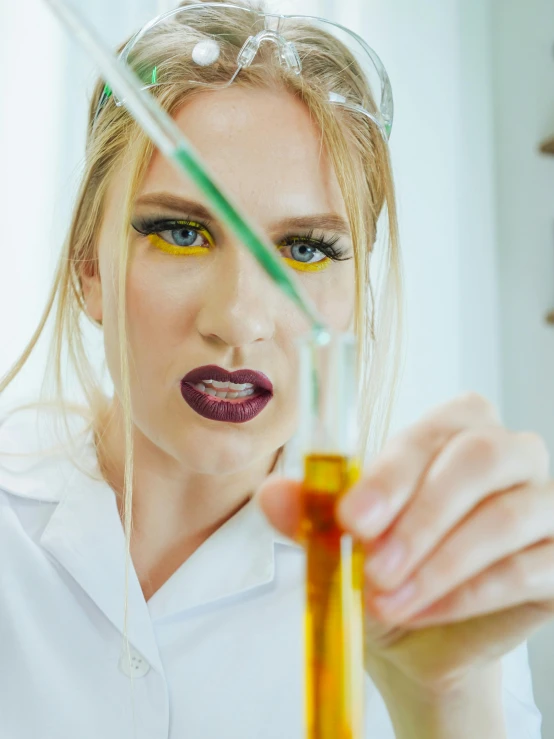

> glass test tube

[{"left": 295, "top": 330, "right": 365, "bottom": 739}]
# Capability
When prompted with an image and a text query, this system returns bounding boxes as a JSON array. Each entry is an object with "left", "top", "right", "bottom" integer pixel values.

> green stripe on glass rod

[
  {"left": 42, "top": 0, "right": 330, "bottom": 346},
  {"left": 174, "top": 147, "right": 330, "bottom": 344}
]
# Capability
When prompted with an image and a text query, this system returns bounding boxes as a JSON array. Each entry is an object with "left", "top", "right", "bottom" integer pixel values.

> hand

[{"left": 257, "top": 392, "right": 554, "bottom": 696}]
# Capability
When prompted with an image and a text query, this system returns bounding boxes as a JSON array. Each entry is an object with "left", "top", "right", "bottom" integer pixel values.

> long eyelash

[
  {"left": 131, "top": 215, "right": 213, "bottom": 235},
  {"left": 280, "top": 229, "right": 352, "bottom": 262},
  {"left": 132, "top": 218, "right": 351, "bottom": 263}
]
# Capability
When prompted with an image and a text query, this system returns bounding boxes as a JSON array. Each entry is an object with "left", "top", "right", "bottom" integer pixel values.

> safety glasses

[{"left": 94, "top": 2, "right": 394, "bottom": 141}]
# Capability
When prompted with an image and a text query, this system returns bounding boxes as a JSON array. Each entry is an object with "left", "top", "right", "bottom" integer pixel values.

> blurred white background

[{"left": 0, "top": 0, "right": 553, "bottom": 733}]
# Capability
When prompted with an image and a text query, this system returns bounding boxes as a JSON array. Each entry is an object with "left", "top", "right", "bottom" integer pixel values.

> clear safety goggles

[{"left": 94, "top": 2, "right": 394, "bottom": 141}]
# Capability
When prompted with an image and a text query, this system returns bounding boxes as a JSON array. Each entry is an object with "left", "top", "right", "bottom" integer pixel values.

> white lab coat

[{"left": 0, "top": 407, "right": 543, "bottom": 738}]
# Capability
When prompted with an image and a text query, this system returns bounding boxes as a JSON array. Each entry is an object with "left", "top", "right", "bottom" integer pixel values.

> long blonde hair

[{"left": 0, "top": 0, "right": 404, "bottom": 728}]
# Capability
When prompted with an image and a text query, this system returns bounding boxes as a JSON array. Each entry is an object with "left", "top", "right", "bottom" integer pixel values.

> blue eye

[
  {"left": 289, "top": 243, "right": 326, "bottom": 264},
  {"left": 164, "top": 226, "right": 203, "bottom": 247},
  {"left": 132, "top": 217, "right": 215, "bottom": 252}
]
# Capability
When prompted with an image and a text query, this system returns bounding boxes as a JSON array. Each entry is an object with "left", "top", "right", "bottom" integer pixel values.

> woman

[{"left": 0, "top": 1, "right": 551, "bottom": 737}]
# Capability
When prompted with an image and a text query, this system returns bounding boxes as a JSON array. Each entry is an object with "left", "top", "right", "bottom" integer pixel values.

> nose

[{"left": 195, "top": 241, "right": 277, "bottom": 348}]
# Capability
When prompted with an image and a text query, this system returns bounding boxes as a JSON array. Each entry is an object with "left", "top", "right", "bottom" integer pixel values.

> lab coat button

[{"left": 118, "top": 648, "right": 151, "bottom": 678}]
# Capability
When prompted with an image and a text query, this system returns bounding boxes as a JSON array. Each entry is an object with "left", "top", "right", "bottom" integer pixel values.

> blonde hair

[{"left": 0, "top": 0, "right": 404, "bottom": 730}]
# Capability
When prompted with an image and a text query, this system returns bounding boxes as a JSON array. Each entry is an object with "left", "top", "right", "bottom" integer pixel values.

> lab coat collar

[{"left": 0, "top": 408, "right": 302, "bottom": 672}]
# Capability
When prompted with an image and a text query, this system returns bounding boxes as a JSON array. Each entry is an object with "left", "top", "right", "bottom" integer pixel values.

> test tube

[{"left": 294, "top": 330, "right": 365, "bottom": 739}]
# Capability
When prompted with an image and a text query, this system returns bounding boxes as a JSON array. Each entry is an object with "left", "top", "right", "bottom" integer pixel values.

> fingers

[
  {"left": 255, "top": 475, "right": 304, "bottom": 542},
  {"left": 415, "top": 392, "right": 502, "bottom": 429},
  {"left": 366, "top": 482, "right": 554, "bottom": 623},
  {"left": 256, "top": 391, "right": 554, "bottom": 644},
  {"left": 404, "top": 540, "right": 554, "bottom": 628},
  {"left": 363, "top": 429, "right": 550, "bottom": 591},
  {"left": 337, "top": 392, "right": 504, "bottom": 537},
  {"left": 259, "top": 392, "right": 514, "bottom": 546}
]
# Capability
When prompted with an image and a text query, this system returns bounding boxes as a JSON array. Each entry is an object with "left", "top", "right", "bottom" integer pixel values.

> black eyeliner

[
  {"left": 279, "top": 229, "right": 352, "bottom": 262},
  {"left": 131, "top": 214, "right": 214, "bottom": 235},
  {"left": 132, "top": 216, "right": 352, "bottom": 264}
]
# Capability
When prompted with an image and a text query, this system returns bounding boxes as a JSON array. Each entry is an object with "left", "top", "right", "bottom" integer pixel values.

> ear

[{"left": 81, "top": 269, "right": 103, "bottom": 324}]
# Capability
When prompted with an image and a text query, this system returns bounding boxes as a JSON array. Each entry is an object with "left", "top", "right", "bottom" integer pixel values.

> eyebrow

[{"left": 134, "top": 192, "right": 351, "bottom": 237}]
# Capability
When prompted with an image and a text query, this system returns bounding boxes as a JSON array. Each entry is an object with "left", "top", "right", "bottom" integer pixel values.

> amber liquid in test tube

[
  {"left": 292, "top": 331, "right": 365, "bottom": 739},
  {"left": 303, "top": 453, "right": 365, "bottom": 739}
]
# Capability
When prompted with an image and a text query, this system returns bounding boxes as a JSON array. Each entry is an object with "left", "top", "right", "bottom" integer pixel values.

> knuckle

[
  {"left": 542, "top": 543, "right": 554, "bottom": 588},
  {"left": 457, "top": 429, "right": 504, "bottom": 471},
  {"left": 494, "top": 493, "right": 521, "bottom": 533},
  {"left": 508, "top": 553, "right": 532, "bottom": 590},
  {"left": 547, "top": 541, "right": 554, "bottom": 566},
  {"left": 429, "top": 545, "right": 458, "bottom": 584},
  {"left": 409, "top": 484, "right": 448, "bottom": 542},
  {"left": 517, "top": 431, "right": 551, "bottom": 475},
  {"left": 467, "top": 391, "right": 494, "bottom": 410},
  {"left": 400, "top": 419, "right": 449, "bottom": 458},
  {"left": 460, "top": 391, "right": 497, "bottom": 417},
  {"left": 364, "top": 441, "right": 418, "bottom": 501},
  {"left": 421, "top": 392, "right": 500, "bottom": 433},
  {"left": 456, "top": 574, "right": 485, "bottom": 612},
  {"left": 416, "top": 419, "right": 448, "bottom": 449},
  {"left": 364, "top": 458, "right": 400, "bottom": 499}
]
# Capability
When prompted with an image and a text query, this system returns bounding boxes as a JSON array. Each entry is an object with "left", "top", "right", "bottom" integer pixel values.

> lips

[
  {"left": 182, "top": 364, "right": 273, "bottom": 393},
  {"left": 180, "top": 364, "right": 273, "bottom": 423}
]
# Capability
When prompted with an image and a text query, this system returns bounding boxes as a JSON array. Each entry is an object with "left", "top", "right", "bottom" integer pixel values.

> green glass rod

[{"left": 43, "top": 0, "right": 331, "bottom": 346}]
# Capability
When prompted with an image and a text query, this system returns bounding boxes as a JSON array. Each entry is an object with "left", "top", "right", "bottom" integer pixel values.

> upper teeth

[
  {"left": 205, "top": 380, "right": 254, "bottom": 390},
  {"left": 193, "top": 379, "right": 256, "bottom": 399}
]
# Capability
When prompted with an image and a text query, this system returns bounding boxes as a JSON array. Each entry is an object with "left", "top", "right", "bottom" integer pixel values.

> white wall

[
  {"left": 491, "top": 0, "right": 554, "bottom": 735},
  {"left": 0, "top": 0, "right": 160, "bottom": 412},
  {"left": 493, "top": 0, "right": 554, "bottom": 455},
  {"left": 0, "top": 0, "right": 64, "bottom": 409}
]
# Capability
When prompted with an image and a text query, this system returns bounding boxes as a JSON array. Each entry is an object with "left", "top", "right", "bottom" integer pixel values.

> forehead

[{"left": 138, "top": 86, "right": 346, "bottom": 221}]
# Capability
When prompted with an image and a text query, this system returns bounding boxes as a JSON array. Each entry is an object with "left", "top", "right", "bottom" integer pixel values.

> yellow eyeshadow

[
  {"left": 283, "top": 256, "right": 331, "bottom": 272},
  {"left": 145, "top": 229, "right": 330, "bottom": 270},
  {"left": 147, "top": 233, "right": 210, "bottom": 256}
]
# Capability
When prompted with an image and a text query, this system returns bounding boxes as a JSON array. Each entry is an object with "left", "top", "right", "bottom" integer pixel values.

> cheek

[
  {"left": 305, "top": 266, "right": 356, "bottom": 332},
  {"left": 125, "top": 260, "right": 202, "bottom": 350}
]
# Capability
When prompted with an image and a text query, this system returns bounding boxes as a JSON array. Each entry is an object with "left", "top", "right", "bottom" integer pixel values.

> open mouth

[
  {"left": 180, "top": 364, "right": 273, "bottom": 423},
  {"left": 189, "top": 379, "right": 260, "bottom": 402}
]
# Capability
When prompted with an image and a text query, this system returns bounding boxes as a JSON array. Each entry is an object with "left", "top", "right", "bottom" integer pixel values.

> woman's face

[{"left": 86, "top": 87, "right": 355, "bottom": 476}]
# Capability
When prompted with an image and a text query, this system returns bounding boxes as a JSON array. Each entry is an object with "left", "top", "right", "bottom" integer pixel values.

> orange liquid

[{"left": 302, "top": 453, "right": 365, "bottom": 739}]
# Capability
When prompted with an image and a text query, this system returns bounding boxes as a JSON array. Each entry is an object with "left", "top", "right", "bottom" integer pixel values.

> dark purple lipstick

[{"left": 180, "top": 364, "right": 273, "bottom": 423}]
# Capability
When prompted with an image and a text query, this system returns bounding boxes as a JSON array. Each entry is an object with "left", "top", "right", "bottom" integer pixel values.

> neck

[{"left": 92, "top": 397, "right": 279, "bottom": 597}]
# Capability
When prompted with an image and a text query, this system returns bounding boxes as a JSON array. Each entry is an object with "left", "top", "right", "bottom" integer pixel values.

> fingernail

[
  {"left": 365, "top": 537, "right": 407, "bottom": 581},
  {"left": 339, "top": 491, "right": 388, "bottom": 537},
  {"left": 374, "top": 580, "right": 417, "bottom": 613}
]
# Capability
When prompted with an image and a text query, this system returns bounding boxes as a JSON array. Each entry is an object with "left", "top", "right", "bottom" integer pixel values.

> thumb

[{"left": 255, "top": 474, "right": 304, "bottom": 544}]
